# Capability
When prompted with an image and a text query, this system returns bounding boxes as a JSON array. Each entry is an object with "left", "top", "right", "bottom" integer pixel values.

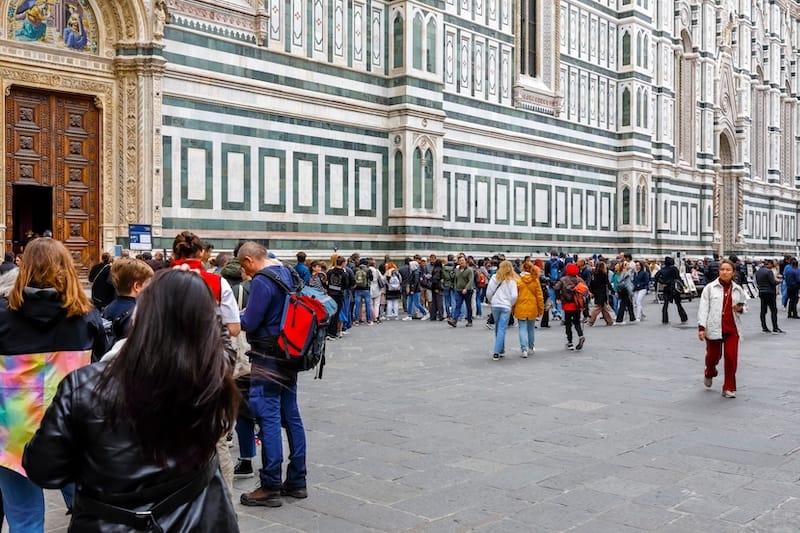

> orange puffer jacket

[{"left": 514, "top": 270, "right": 545, "bottom": 320}]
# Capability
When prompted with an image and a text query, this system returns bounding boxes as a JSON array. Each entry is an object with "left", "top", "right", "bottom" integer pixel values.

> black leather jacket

[
  {"left": 23, "top": 362, "right": 239, "bottom": 533},
  {"left": 754, "top": 266, "right": 779, "bottom": 294}
]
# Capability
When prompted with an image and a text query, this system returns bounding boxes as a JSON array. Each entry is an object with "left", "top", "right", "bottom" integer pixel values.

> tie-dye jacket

[{"left": 0, "top": 288, "right": 105, "bottom": 477}]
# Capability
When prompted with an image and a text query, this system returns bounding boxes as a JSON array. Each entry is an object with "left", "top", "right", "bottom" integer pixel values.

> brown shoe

[
  {"left": 280, "top": 485, "right": 308, "bottom": 499},
  {"left": 240, "top": 486, "right": 282, "bottom": 507}
]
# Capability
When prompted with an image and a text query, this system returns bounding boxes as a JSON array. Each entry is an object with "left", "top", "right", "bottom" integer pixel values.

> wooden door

[{"left": 5, "top": 88, "right": 101, "bottom": 276}]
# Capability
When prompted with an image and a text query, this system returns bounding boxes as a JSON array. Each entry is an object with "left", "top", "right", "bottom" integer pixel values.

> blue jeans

[
  {"left": 249, "top": 380, "right": 307, "bottom": 490},
  {"left": 475, "top": 287, "right": 485, "bottom": 316},
  {"left": 782, "top": 280, "right": 789, "bottom": 308},
  {"left": 353, "top": 289, "right": 372, "bottom": 322},
  {"left": 517, "top": 318, "right": 536, "bottom": 351},
  {"left": 452, "top": 290, "right": 473, "bottom": 323},
  {"left": 340, "top": 290, "right": 353, "bottom": 329},
  {"left": 492, "top": 307, "right": 511, "bottom": 354},
  {"left": 443, "top": 288, "right": 455, "bottom": 317},
  {"left": 235, "top": 413, "right": 256, "bottom": 459},
  {"left": 548, "top": 287, "right": 562, "bottom": 317},
  {"left": 0, "top": 468, "right": 73, "bottom": 532},
  {"left": 0, "top": 467, "right": 44, "bottom": 533},
  {"left": 406, "top": 292, "right": 427, "bottom": 317}
]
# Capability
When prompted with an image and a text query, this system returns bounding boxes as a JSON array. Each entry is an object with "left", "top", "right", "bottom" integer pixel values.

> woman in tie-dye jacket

[{"left": 0, "top": 237, "right": 106, "bottom": 532}]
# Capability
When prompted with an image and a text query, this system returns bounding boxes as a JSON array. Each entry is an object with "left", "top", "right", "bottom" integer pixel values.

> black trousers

[
  {"left": 759, "top": 292, "right": 778, "bottom": 329},
  {"left": 327, "top": 294, "right": 343, "bottom": 336},
  {"left": 661, "top": 288, "right": 688, "bottom": 323},
  {"left": 429, "top": 290, "right": 444, "bottom": 320},
  {"left": 616, "top": 290, "right": 635, "bottom": 322},
  {"left": 564, "top": 310, "right": 583, "bottom": 343}
]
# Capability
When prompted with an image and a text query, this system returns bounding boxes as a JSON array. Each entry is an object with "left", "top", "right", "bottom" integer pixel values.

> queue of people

[{"left": 1, "top": 236, "right": 797, "bottom": 531}]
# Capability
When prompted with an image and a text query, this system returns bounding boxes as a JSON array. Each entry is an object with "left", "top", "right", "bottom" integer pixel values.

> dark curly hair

[{"left": 172, "top": 231, "right": 205, "bottom": 260}]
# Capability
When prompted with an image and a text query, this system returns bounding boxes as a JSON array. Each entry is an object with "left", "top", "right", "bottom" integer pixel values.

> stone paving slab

[{"left": 15, "top": 297, "right": 800, "bottom": 532}]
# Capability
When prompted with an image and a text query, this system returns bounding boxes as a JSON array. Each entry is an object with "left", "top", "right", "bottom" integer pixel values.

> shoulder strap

[
  {"left": 236, "top": 284, "right": 244, "bottom": 309},
  {"left": 256, "top": 268, "right": 292, "bottom": 294}
]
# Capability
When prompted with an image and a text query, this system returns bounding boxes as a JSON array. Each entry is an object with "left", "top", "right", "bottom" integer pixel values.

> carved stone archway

[
  {"left": 0, "top": 0, "right": 166, "bottom": 258},
  {"left": 713, "top": 52, "right": 744, "bottom": 256}
]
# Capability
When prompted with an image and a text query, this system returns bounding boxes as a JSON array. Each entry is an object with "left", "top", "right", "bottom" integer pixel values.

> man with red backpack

[
  {"left": 554, "top": 263, "right": 589, "bottom": 351},
  {"left": 238, "top": 242, "right": 308, "bottom": 508}
]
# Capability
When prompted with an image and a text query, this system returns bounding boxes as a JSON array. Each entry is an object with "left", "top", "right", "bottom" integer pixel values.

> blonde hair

[
  {"left": 112, "top": 257, "right": 154, "bottom": 294},
  {"left": 494, "top": 260, "right": 520, "bottom": 283},
  {"left": 8, "top": 238, "right": 91, "bottom": 317}
]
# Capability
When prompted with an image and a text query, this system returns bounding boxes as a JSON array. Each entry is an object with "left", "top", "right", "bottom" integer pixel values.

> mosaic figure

[
  {"left": 63, "top": 5, "right": 86, "bottom": 50},
  {"left": 14, "top": 0, "right": 48, "bottom": 41},
  {"left": 7, "top": 0, "right": 98, "bottom": 54}
]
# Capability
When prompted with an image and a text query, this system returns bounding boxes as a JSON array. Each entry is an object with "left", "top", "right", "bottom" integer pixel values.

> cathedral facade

[{"left": 1, "top": 0, "right": 798, "bottom": 270}]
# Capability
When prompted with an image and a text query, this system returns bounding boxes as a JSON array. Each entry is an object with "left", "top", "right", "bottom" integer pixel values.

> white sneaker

[
  {"left": 521, "top": 349, "right": 528, "bottom": 358},
  {"left": 530, "top": 346, "right": 536, "bottom": 354},
  {"left": 402, "top": 316, "right": 412, "bottom": 321}
]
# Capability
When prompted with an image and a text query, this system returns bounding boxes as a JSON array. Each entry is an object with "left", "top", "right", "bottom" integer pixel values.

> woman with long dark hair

[
  {"left": 587, "top": 261, "right": 615, "bottom": 326},
  {"left": 0, "top": 237, "right": 105, "bottom": 532},
  {"left": 23, "top": 269, "right": 240, "bottom": 532}
]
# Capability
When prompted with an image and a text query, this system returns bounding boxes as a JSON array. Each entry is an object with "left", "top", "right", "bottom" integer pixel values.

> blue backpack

[{"left": 549, "top": 258, "right": 562, "bottom": 282}]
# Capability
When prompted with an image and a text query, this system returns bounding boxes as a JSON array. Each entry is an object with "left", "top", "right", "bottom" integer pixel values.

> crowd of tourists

[{"left": 0, "top": 234, "right": 797, "bottom": 531}]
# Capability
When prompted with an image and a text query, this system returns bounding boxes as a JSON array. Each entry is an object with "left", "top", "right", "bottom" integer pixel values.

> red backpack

[
  {"left": 476, "top": 270, "right": 488, "bottom": 288},
  {"left": 256, "top": 268, "right": 330, "bottom": 378}
]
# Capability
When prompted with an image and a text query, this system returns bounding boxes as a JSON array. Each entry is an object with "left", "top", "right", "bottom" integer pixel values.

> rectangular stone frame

[
  {"left": 222, "top": 143, "right": 251, "bottom": 211},
  {"left": 181, "top": 138, "right": 213, "bottom": 209},
  {"left": 258, "top": 147, "right": 286, "bottom": 213}
]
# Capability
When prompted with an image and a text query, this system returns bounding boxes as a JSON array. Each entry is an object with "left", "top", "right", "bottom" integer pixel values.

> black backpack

[
  {"left": 101, "top": 307, "right": 134, "bottom": 354},
  {"left": 327, "top": 268, "right": 344, "bottom": 293}
]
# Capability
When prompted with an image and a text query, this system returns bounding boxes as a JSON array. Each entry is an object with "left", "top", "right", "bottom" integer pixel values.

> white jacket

[
  {"left": 697, "top": 279, "right": 747, "bottom": 339},
  {"left": 486, "top": 277, "right": 518, "bottom": 310}
]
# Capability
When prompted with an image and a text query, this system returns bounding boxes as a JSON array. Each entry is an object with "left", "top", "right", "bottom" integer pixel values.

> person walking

[
  {"left": 404, "top": 260, "right": 428, "bottom": 320},
  {"left": 615, "top": 260, "right": 636, "bottom": 324},
  {"left": 23, "top": 269, "right": 240, "bottom": 532},
  {"left": 698, "top": 260, "right": 747, "bottom": 398},
  {"left": 755, "top": 259, "right": 783, "bottom": 333},
  {"left": 632, "top": 260, "right": 650, "bottom": 321},
  {"left": 653, "top": 256, "right": 688, "bottom": 324},
  {"left": 485, "top": 260, "right": 519, "bottom": 361},
  {"left": 447, "top": 255, "right": 475, "bottom": 327},
  {"left": 587, "top": 261, "right": 615, "bottom": 326},
  {"left": 784, "top": 257, "right": 800, "bottom": 319},
  {"left": 238, "top": 242, "right": 308, "bottom": 507},
  {"left": 513, "top": 260, "right": 544, "bottom": 358},
  {"left": 0, "top": 237, "right": 107, "bottom": 532},
  {"left": 554, "top": 263, "right": 587, "bottom": 350}
]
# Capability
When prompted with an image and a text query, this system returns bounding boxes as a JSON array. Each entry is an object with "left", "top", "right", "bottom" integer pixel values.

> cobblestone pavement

[{"left": 21, "top": 297, "right": 800, "bottom": 532}]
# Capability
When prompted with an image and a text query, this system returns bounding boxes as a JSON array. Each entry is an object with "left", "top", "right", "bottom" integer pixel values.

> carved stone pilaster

[
  {"left": 113, "top": 52, "right": 167, "bottom": 236},
  {"left": 736, "top": 175, "right": 745, "bottom": 244},
  {"left": 712, "top": 176, "right": 721, "bottom": 245}
]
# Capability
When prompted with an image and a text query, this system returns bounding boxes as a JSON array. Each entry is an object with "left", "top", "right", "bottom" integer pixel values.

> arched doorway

[
  {"left": 717, "top": 132, "right": 741, "bottom": 255},
  {"left": 0, "top": 0, "right": 162, "bottom": 275}
]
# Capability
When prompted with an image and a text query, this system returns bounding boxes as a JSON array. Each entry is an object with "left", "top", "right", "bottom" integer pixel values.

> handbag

[
  {"left": 74, "top": 455, "right": 219, "bottom": 533},
  {"left": 233, "top": 285, "right": 251, "bottom": 379},
  {"left": 672, "top": 278, "right": 684, "bottom": 294}
]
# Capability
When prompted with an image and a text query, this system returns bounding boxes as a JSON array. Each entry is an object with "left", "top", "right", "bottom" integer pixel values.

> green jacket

[
  {"left": 442, "top": 263, "right": 456, "bottom": 289},
  {"left": 454, "top": 266, "right": 474, "bottom": 291}
]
